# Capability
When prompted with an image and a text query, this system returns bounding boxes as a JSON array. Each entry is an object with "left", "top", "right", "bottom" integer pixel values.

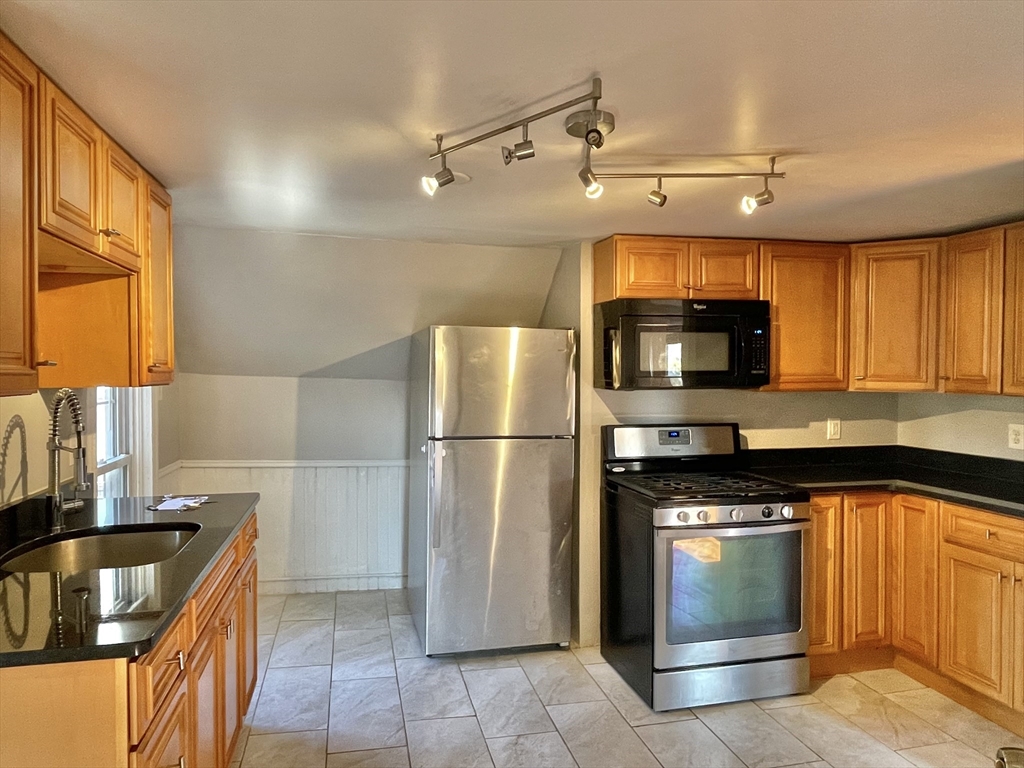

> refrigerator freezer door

[
  {"left": 431, "top": 326, "right": 575, "bottom": 438},
  {"left": 425, "top": 437, "right": 573, "bottom": 654}
]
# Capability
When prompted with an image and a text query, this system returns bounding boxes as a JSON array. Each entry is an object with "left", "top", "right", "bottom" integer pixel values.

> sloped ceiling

[
  {"left": 1, "top": 1, "right": 1021, "bottom": 247},
  {"left": 172, "top": 225, "right": 562, "bottom": 378}
]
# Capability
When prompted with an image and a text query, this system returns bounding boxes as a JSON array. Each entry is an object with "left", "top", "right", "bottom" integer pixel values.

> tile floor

[{"left": 232, "top": 589, "right": 1024, "bottom": 768}]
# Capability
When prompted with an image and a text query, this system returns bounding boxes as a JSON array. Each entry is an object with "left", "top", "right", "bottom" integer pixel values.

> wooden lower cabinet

[
  {"left": 189, "top": 619, "right": 219, "bottom": 768},
  {"left": 842, "top": 493, "right": 889, "bottom": 649},
  {"left": 132, "top": 679, "right": 188, "bottom": 768},
  {"left": 1014, "top": 562, "right": 1024, "bottom": 713},
  {"left": 938, "top": 541, "right": 1015, "bottom": 706},
  {"left": 240, "top": 554, "right": 259, "bottom": 705},
  {"left": 807, "top": 495, "right": 841, "bottom": 654},
  {"left": 219, "top": 589, "right": 244, "bottom": 766},
  {"left": 890, "top": 495, "right": 939, "bottom": 666}
]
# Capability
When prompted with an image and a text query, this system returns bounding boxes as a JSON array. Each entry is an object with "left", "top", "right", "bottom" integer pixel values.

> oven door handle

[{"left": 656, "top": 521, "right": 809, "bottom": 539}]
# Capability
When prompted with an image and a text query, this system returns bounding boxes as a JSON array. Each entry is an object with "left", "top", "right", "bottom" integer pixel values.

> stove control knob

[
  {"left": 730, "top": 508, "right": 744, "bottom": 521},
  {"left": 781, "top": 505, "right": 794, "bottom": 519},
  {"left": 696, "top": 509, "right": 710, "bottom": 523},
  {"left": 676, "top": 510, "right": 690, "bottom": 524},
  {"left": 761, "top": 505, "right": 774, "bottom": 518}
]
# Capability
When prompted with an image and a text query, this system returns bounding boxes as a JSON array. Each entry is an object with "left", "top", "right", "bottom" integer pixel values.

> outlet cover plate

[
  {"left": 827, "top": 419, "right": 841, "bottom": 441},
  {"left": 1010, "top": 424, "right": 1024, "bottom": 451}
]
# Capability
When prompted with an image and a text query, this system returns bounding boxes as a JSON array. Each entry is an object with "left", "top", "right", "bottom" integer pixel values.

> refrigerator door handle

[{"left": 431, "top": 445, "right": 444, "bottom": 549}]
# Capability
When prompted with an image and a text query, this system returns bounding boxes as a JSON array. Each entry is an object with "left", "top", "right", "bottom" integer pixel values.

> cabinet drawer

[
  {"left": 238, "top": 513, "right": 258, "bottom": 559},
  {"left": 942, "top": 503, "right": 1024, "bottom": 563},
  {"left": 129, "top": 608, "right": 193, "bottom": 745},
  {"left": 129, "top": 674, "right": 188, "bottom": 768},
  {"left": 194, "top": 541, "right": 239, "bottom": 634}
]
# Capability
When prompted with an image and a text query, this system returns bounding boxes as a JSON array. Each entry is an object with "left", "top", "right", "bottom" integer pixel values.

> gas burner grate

[{"left": 612, "top": 472, "right": 800, "bottom": 500}]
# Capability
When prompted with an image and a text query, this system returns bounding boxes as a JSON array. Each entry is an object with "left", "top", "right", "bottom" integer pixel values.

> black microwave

[{"left": 594, "top": 298, "right": 770, "bottom": 389}]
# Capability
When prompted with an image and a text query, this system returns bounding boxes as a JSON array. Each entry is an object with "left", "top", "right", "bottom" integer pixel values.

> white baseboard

[{"left": 258, "top": 574, "right": 407, "bottom": 594}]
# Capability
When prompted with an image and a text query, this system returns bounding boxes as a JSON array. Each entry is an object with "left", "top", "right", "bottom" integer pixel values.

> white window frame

[{"left": 90, "top": 386, "right": 155, "bottom": 499}]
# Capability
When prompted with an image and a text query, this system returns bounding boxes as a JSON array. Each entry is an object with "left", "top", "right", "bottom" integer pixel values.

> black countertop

[
  {"left": 0, "top": 493, "right": 259, "bottom": 667},
  {"left": 743, "top": 446, "right": 1023, "bottom": 519}
]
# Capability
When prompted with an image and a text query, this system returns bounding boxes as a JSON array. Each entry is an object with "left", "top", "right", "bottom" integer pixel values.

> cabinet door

[
  {"left": 760, "top": 242, "right": 848, "bottom": 390},
  {"left": 218, "top": 592, "right": 243, "bottom": 768},
  {"left": 842, "top": 493, "right": 888, "bottom": 649},
  {"left": 619, "top": 237, "right": 688, "bottom": 298},
  {"left": 1004, "top": 223, "right": 1024, "bottom": 396},
  {"left": 850, "top": 240, "right": 941, "bottom": 390},
  {"left": 39, "top": 75, "right": 104, "bottom": 254},
  {"left": 890, "top": 495, "right": 939, "bottom": 666},
  {"left": 102, "top": 139, "right": 144, "bottom": 271},
  {"left": 942, "top": 228, "right": 1004, "bottom": 394},
  {"left": 239, "top": 554, "right": 258, "bottom": 711},
  {"left": 0, "top": 35, "right": 38, "bottom": 396},
  {"left": 938, "top": 542, "right": 1014, "bottom": 706},
  {"left": 188, "top": 622, "right": 220, "bottom": 768},
  {"left": 1014, "top": 562, "right": 1024, "bottom": 713},
  {"left": 140, "top": 178, "right": 174, "bottom": 385},
  {"left": 687, "top": 239, "right": 759, "bottom": 298},
  {"left": 807, "top": 495, "right": 841, "bottom": 655},
  {"left": 132, "top": 678, "right": 189, "bottom": 768}
]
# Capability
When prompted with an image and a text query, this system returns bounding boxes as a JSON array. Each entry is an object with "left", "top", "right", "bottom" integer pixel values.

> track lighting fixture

[
  {"left": 421, "top": 135, "right": 456, "bottom": 196},
  {"left": 740, "top": 180, "right": 774, "bottom": 214},
  {"left": 579, "top": 147, "right": 603, "bottom": 199},
  {"left": 502, "top": 125, "right": 535, "bottom": 165},
  {"left": 647, "top": 178, "right": 667, "bottom": 207}
]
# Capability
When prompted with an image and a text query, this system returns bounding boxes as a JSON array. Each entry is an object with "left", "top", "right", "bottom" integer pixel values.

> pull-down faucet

[{"left": 46, "top": 388, "right": 90, "bottom": 533}]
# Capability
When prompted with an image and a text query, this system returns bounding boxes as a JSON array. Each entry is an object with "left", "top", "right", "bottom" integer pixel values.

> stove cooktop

[{"left": 608, "top": 471, "right": 807, "bottom": 503}]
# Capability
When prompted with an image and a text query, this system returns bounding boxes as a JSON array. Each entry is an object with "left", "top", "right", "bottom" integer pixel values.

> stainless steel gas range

[{"left": 600, "top": 423, "right": 811, "bottom": 711}]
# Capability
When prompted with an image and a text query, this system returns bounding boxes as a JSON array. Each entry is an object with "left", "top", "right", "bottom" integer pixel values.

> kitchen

[{"left": 1, "top": 2, "right": 1023, "bottom": 768}]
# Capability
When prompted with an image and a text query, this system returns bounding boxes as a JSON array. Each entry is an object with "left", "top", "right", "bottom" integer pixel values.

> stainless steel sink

[{"left": 0, "top": 525, "right": 200, "bottom": 573}]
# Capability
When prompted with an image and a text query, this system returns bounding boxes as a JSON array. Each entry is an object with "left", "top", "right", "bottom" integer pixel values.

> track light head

[
  {"left": 741, "top": 181, "right": 774, "bottom": 214},
  {"left": 513, "top": 140, "right": 535, "bottom": 160},
  {"left": 421, "top": 165, "right": 455, "bottom": 196},
  {"left": 501, "top": 146, "right": 514, "bottom": 166},
  {"left": 579, "top": 165, "right": 603, "bottom": 199},
  {"left": 421, "top": 175, "right": 439, "bottom": 196},
  {"left": 648, "top": 178, "right": 667, "bottom": 207}
]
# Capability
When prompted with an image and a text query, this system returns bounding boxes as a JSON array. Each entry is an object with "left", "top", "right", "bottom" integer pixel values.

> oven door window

[
  {"left": 665, "top": 529, "right": 801, "bottom": 645},
  {"left": 636, "top": 324, "right": 734, "bottom": 377}
]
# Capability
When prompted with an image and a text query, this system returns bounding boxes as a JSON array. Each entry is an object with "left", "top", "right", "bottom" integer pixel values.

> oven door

[
  {"left": 619, "top": 315, "right": 744, "bottom": 389},
  {"left": 653, "top": 521, "right": 809, "bottom": 670}
]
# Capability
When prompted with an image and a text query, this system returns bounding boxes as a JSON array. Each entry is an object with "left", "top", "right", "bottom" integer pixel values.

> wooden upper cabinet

[
  {"left": 39, "top": 74, "right": 105, "bottom": 255},
  {"left": 939, "top": 541, "right": 1015, "bottom": 706},
  {"left": 808, "top": 495, "right": 842, "bottom": 655},
  {"left": 1004, "top": 222, "right": 1024, "bottom": 396},
  {"left": 139, "top": 178, "right": 174, "bottom": 385},
  {"left": 593, "top": 236, "right": 688, "bottom": 302},
  {"left": 687, "top": 239, "right": 759, "bottom": 298},
  {"left": 942, "top": 228, "right": 1004, "bottom": 394},
  {"left": 760, "top": 242, "right": 849, "bottom": 390},
  {"left": 842, "top": 493, "right": 888, "bottom": 649},
  {"left": 102, "top": 139, "right": 145, "bottom": 271},
  {"left": 592, "top": 235, "right": 760, "bottom": 302},
  {"left": 850, "top": 239, "right": 941, "bottom": 391},
  {"left": 0, "top": 34, "right": 39, "bottom": 396},
  {"left": 889, "top": 495, "right": 939, "bottom": 667}
]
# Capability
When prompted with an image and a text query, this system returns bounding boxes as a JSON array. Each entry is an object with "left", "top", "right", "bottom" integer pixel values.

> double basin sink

[{"left": 0, "top": 523, "right": 200, "bottom": 574}]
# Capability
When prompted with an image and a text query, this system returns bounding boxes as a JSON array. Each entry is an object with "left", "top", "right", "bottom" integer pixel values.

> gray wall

[{"left": 898, "top": 393, "right": 1024, "bottom": 461}]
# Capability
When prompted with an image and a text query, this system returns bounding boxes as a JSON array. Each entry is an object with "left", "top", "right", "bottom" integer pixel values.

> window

[{"left": 95, "top": 386, "right": 130, "bottom": 498}]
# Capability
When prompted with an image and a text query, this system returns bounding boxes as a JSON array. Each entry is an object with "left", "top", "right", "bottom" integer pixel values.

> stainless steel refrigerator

[{"left": 407, "top": 325, "right": 576, "bottom": 655}]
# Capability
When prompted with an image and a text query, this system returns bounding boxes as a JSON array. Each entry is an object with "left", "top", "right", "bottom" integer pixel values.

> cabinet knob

[
  {"left": 36, "top": 360, "right": 58, "bottom": 367},
  {"left": 99, "top": 228, "right": 122, "bottom": 237}
]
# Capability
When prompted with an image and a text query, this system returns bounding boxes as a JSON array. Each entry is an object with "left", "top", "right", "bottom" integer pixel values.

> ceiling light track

[
  {"left": 422, "top": 78, "right": 610, "bottom": 194},
  {"left": 594, "top": 156, "right": 784, "bottom": 213}
]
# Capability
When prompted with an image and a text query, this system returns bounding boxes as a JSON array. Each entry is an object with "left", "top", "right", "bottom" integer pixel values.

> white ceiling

[{"left": 2, "top": 0, "right": 1022, "bottom": 247}]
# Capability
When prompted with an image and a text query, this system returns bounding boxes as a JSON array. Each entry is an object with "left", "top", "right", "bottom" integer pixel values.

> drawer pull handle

[
  {"left": 164, "top": 650, "right": 185, "bottom": 671},
  {"left": 178, "top": 756, "right": 186, "bottom": 768},
  {"left": 99, "top": 228, "right": 122, "bottom": 237},
  {"left": 682, "top": 284, "right": 704, "bottom": 291},
  {"left": 854, "top": 376, "right": 866, "bottom": 380},
  {"left": 985, "top": 529, "right": 993, "bottom": 540},
  {"left": 998, "top": 572, "right": 1004, "bottom": 584},
  {"left": 1013, "top": 575, "right": 1022, "bottom": 585},
  {"left": 222, "top": 618, "right": 235, "bottom": 640},
  {"left": 36, "top": 360, "right": 58, "bottom": 367}
]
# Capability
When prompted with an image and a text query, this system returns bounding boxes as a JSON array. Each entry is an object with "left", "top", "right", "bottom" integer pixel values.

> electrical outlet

[
  {"left": 827, "top": 418, "right": 841, "bottom": 440},
  {"left": 1010, "top": 424, "right": 1024, "bottom": 451}
]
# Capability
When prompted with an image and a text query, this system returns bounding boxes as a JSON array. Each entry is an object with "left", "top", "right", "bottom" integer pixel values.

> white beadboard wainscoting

[{"left": 157, "top": 460, "right": 408, "bottom": 593}]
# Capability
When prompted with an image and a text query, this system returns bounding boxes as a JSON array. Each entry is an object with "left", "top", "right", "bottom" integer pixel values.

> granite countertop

[
  {"left": 743, "top": 446, "right": 1023, "bottom": 519},
  {"left": 0, "top": 492, "right": 259, "bottom": 667}
]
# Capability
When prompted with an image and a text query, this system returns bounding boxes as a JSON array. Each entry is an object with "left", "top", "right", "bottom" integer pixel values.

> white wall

[{"left": 898, "top": 393, "right": 1024, "bottom": 461}]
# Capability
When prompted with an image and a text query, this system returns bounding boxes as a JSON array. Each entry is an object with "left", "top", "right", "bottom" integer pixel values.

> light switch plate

[
  {"left": 1010, "top": 424, "right": 1024, "bottom": 451},
  {"left": 827, "top": 419, "right": 841, "bottom": 440}
]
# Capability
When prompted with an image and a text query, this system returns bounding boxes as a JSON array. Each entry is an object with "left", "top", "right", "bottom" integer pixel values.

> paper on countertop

[{"left": 153, "top": 496, "right": 209, "bottom": 511}]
